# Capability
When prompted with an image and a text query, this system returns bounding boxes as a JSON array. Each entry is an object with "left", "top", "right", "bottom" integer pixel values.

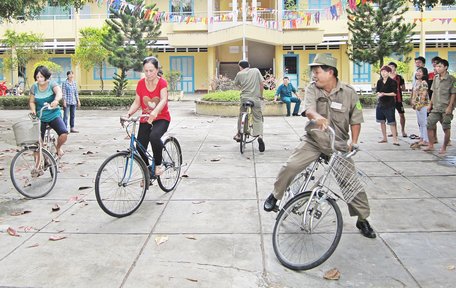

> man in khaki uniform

[
  {"left": 233, "top": 60, "right": 266, "bottom": 152},
  {"left": 263, "top": 54, "right": 376, "bottom": 239},
  {"left": 423, "top": 58, "right": 456, "bottom": 154}
]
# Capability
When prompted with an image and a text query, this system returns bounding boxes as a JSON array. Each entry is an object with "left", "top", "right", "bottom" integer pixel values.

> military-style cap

[{"left": 309, "top": 54, "right": 337, "bottom": 68}]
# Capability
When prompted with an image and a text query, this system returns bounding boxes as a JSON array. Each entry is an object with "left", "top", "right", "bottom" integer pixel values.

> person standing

[
  {"left": 233, "top": 60, "right": 266, "bottom": 152},
  {"left": 388, "top": 62, "right": 407, "bottom": 137},
  {"left": 263, "top": 54, "right": 376, "bottom": 239},
  {"left": 423, "top": 59, "right": 456, "bottom": 154},
  {"left": 125, "top": 56, "right": 170, "bottom": 176},
  {"left": 413, "top": 56, "right": 428, "bottom": 87},
  {"left": 274, "top": 76, "right": 301, "bottom": 116},
  {"left": 376, "top": 66, "right": 400, "bottom": 146},
  {"left": 410, "top": 67, "right": 430, "bottom": 148},
  {"left": 62, "top": 71, "right": 81, "bottom": 133}
]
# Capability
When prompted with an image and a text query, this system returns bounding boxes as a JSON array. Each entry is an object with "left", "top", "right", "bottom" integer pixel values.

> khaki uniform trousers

[
  {"left": 273, "top": 139, "right": 371, "bottom": 220},
  {"left": 237, "top": 101, "right": 263, "bottom": 136}
]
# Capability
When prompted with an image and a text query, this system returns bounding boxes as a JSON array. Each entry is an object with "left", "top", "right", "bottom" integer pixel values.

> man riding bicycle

[
  {"left": 233, "top": 60, "right": 266, "bottom": 152},
  {"left": 263, "top": 54, "right": 376, "bottom": 239}
]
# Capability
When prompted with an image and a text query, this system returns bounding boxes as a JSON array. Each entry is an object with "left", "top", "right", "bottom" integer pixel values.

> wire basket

[
  {"left": 12, "top": 119, "right": 40, "bottom": 146},
  {"left": 329, "top": 153, "right": 367, "bottom": 203}
]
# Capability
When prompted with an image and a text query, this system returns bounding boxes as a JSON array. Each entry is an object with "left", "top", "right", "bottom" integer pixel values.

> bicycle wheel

[
  {"left": 240, "top": 113, "right": 248, "bottom": 154},
  {"left": 95, "top": 151, "right": 148, "bottom": 217},
  {"left": 272, "top": 191, "right": 343, "bottom": 270},
  {"left": 10, "top": 147, "right": 58, "bottom": 198},
  {"left": 158, "top": 137, "right": 182, "bottom": 192}
]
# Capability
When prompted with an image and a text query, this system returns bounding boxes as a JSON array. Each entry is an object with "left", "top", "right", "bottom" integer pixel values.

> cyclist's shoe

[
  {"left": 292, "top": 113, "right": 299, "bottom": 116},
  {"left": 264, "top": 194, "right": 278, "bottom": 212},
  {"left": 233, "top": 133, "right": 241, "bottom": 142},
  {"left": 31, "top": 168, "right": 44, "bottom": 178},
  {"left": 356, "top": 220, "right": 376, "bottom": 239},
  {"left": 258, "top": 137, "right": 265, "bottom": 152}
]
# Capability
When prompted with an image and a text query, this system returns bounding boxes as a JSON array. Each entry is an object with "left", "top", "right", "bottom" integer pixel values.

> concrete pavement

[{"left": 0, "top": 100, "right": 455, "bottom": 288}]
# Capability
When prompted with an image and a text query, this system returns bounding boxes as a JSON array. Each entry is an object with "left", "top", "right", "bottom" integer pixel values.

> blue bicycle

[{"left": 95, "top": 115, "right": 182, "bottom": 217}]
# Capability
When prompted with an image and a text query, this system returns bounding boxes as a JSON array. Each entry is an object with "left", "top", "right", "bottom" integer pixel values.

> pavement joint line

[
  {"left": 119, "top": 115, "right": 211, "bottom": 288},
  {"left": 378, "top": 233, "right": 423, "bottom": 288}
]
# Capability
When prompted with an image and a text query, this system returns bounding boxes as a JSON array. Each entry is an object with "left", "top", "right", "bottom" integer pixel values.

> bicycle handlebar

[
  {"left": 308, "top": 121, "right": 360, "bottom": 157},
  {"left": 29, "top": 102, "right": 55, "bottom": 121},
  {"left": 119, "top": 114, "right": 150, "bottom": 127}
]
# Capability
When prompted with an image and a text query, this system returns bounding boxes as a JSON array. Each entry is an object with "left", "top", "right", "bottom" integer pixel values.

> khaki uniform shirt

[
  {"left": 304, "top": 81, "right": 364, "bottom": 151},
  {"left": 234, "top": 68, "right": 264, "bottom": 105},
  {"left": 430, "top": 73, "right": 456, "bottom": 112}
]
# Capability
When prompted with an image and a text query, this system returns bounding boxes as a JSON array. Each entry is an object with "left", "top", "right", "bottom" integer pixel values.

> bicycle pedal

[
  {"left": 272, "top": 205, "right": 279, "bottom": 213},
  {"left": 314, "top": 209, "right": 322, "bottom": 219}
]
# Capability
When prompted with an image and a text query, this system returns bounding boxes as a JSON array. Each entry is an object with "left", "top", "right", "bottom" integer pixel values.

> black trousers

[{"left": 136, "top": 120, "right": 169, "bottom": 166}]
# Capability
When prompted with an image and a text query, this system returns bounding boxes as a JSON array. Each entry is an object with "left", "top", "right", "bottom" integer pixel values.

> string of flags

[
  {"left": 97, "top": 0, "right": 456, "bottom": 31},
  {"left": 414, "top": 18, "right": 456, "bottom": 24}
]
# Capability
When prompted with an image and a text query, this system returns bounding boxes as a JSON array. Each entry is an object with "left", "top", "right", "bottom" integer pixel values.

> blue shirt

[
  {"left": 62, "top": 79, "right": 79, "bottom": 105},
  {"left": 276, "top": 83, "right": 297, "bottom": 98},
  {"left": 31, "top": 81, "right": 61, "bottom": 123}
]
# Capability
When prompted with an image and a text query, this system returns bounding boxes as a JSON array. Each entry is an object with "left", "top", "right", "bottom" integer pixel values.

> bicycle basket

[
  {"left": 330, "top": 153, "right": 366, "bottom": 203},
  {"left": 12, "top": 119, "right": 40, "bottom": 146}
]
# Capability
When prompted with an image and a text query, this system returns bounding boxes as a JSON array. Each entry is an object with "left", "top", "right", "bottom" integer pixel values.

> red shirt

[{"left": 136, "top": 77, "right": 170, "bottom": 123}]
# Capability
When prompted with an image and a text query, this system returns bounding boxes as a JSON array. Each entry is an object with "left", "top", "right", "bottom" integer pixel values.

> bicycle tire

[
  {"left": 240, "top": 113, "right": 248, "bottom": 154},
  {"left": 272, "top": 191, "right": 343, "bottom": 270},
  {"left": 10, "top": 147, "right": 58, "bottom": 199},
  {"left": 158, "top": 137, "right": 182, "bottom": 192},
  {"left": 95, "top": 151, "right": 148, "bottom": 217}
]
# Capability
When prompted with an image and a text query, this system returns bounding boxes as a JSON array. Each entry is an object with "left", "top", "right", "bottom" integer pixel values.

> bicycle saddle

[{"left": 242, "top": 100, "right": 255, "bottom": 108}]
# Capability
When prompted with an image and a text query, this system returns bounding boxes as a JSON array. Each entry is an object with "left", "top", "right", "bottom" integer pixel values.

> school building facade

[{"left": 1, "top": 0, "right": 455, "bottom": 93}]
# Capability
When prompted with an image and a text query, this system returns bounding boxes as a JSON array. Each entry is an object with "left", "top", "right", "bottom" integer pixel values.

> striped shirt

[{"left": 62, "top": 80, "right": 79, "bottom": 105}]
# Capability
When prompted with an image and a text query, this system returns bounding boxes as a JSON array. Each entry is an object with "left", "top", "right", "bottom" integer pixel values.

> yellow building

[{"left": 1, "top": 0, "right": 455, "bottom": 93}]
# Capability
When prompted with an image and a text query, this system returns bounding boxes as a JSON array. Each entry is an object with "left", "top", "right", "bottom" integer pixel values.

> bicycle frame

[{"left": 278, "top": 126, "right": 360, "bottom": 230}]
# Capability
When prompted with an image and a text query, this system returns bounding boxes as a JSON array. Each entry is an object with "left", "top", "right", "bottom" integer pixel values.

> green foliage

[
  {"left": 347, "top": 1, "right": 416, "bottom": 68},
  {"left": 33, "top": 61, "right": 63, "bottom": 75},
  {"left": 102, "top": 0, "right": 162, "bottom": 96},
  {"left": 0, "top": 0, "right": 95, "bottom": 22},
  {"left": 411, "top": 0, "right": 456, "bottom": 12},
  {"left": 163, "top": 70, "right": 182, "bottom": 92},
  {"left": 74, "top": 26, "right": 111, "bottom": 91},
  {"left": 373, "top": 57, "right": 413, "bottom": 81},
  {"left": 201, "top": 90, "right": 275, "bottom": 102},
  {"left": 1, "top": 30, "right": 46, "bottom": 86},
  {"left": 112, "top": 70, "right": 129, "bottom": 96},
  {"left": 0, "top": 95, "right": 135, "bottom": 108}
]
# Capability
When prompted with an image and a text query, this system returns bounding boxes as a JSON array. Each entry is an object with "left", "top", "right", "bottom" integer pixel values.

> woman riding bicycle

[
  {"left": 29, "top": 65, "right": 68, "bottom": 158},
  {"left": 125, "top": 56, "right": 170, "bottom": 176}
]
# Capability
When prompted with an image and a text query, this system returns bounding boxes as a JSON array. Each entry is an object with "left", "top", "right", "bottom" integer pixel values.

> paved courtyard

[{"left": 0, "top": 99, "right": 455, "bottom": 288}]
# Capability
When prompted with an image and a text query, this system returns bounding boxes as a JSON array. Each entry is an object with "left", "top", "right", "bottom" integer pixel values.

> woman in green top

[{"left": 29, "top": 66, "right": 68, "bottom": 158}]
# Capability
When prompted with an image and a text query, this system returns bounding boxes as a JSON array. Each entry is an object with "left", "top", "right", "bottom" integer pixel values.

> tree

[
  {"left": 34, "top": 60, "right": 63, "bottom": 76},
  {"left": 0, "top": 0, "right": 94, "bottom": 22},
  {"left": 347, "top": 1, "right": 416, "bottom": 68},
  {"left": 1, "top": 30, "right": 46, "bottom": 88},
  {"left": 411, "top": 0, "right": 456, "bottom": 11},
  {"left": 102, "top": 0, "right": 162, "bottom": 96},
  {"left": 74, "top": 26, "right": 111, "bottom": 91}
]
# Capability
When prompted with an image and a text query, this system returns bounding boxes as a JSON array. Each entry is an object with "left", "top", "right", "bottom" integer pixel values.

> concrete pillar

[
  {"left": 74, "top": 9, "right": 82, "bottom": 90},
  {"left": 232, "top": 0, "right": 238, "bottom": 22},
  {"left": 277, "top": 0, "right": 283, "bottom": 31},
  {"left": 207, "top": 47, "right": 216, "bottom": 91}
]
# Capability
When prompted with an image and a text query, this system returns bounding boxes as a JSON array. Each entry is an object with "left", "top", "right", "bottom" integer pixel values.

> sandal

[
  {"left": 393, "top": 142, "right": 400, "bottom": 146},
  {"left": 378, "top": 140, "right": 387, "bottom": 143},
  {"left": 409, "top": 134, "right": 419, "bottom": 140}
]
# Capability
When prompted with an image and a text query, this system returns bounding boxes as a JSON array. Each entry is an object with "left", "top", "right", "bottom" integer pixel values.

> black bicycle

[{"left": 95, "top": 115, "right": 183, "bottom": 217}]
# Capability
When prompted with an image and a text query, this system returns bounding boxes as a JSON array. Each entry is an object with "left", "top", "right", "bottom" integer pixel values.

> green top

[
  {"left": 430, "top": 73, "right": 456, "bottom": 112},
  {"left": 304, "top": 81, "right": 364, "bottom": 151},
  {"left": 31, "top": 81, "right": 61, "bottom": 123}
]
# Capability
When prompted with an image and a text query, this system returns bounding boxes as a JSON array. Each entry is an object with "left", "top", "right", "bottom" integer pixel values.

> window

[
  {"left": 352, "top": 62, "right": 371, "bottom": 83},
  {"left": 38, "top": 1, "right": 72, "bottom": 20},
  {"left": 50, "top": 57, "right": 72, "bottom": 84},
  {"left": 126, "top": 70, "right": 142, "bottom": 80},
  {"left": 94, "top": 62, "right": 118, "bottom": 80},
  {"left": 449, "top": 52, "right": 456, "bottom": 74},
  {"left": 308, "top": 0, "right": 331, "bottom": 11},
  {"left": 170, "top": 0, "right": 193, "bottom": 15}
]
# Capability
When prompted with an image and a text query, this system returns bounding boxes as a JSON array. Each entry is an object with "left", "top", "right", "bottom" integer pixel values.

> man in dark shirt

[{"left": 376, "top": 66, "right": 399, "bottom": 146}]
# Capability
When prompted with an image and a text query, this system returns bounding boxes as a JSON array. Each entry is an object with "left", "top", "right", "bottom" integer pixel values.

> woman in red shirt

[{"left": 125, "top": 56, "right": 170, "bottom": 176}]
